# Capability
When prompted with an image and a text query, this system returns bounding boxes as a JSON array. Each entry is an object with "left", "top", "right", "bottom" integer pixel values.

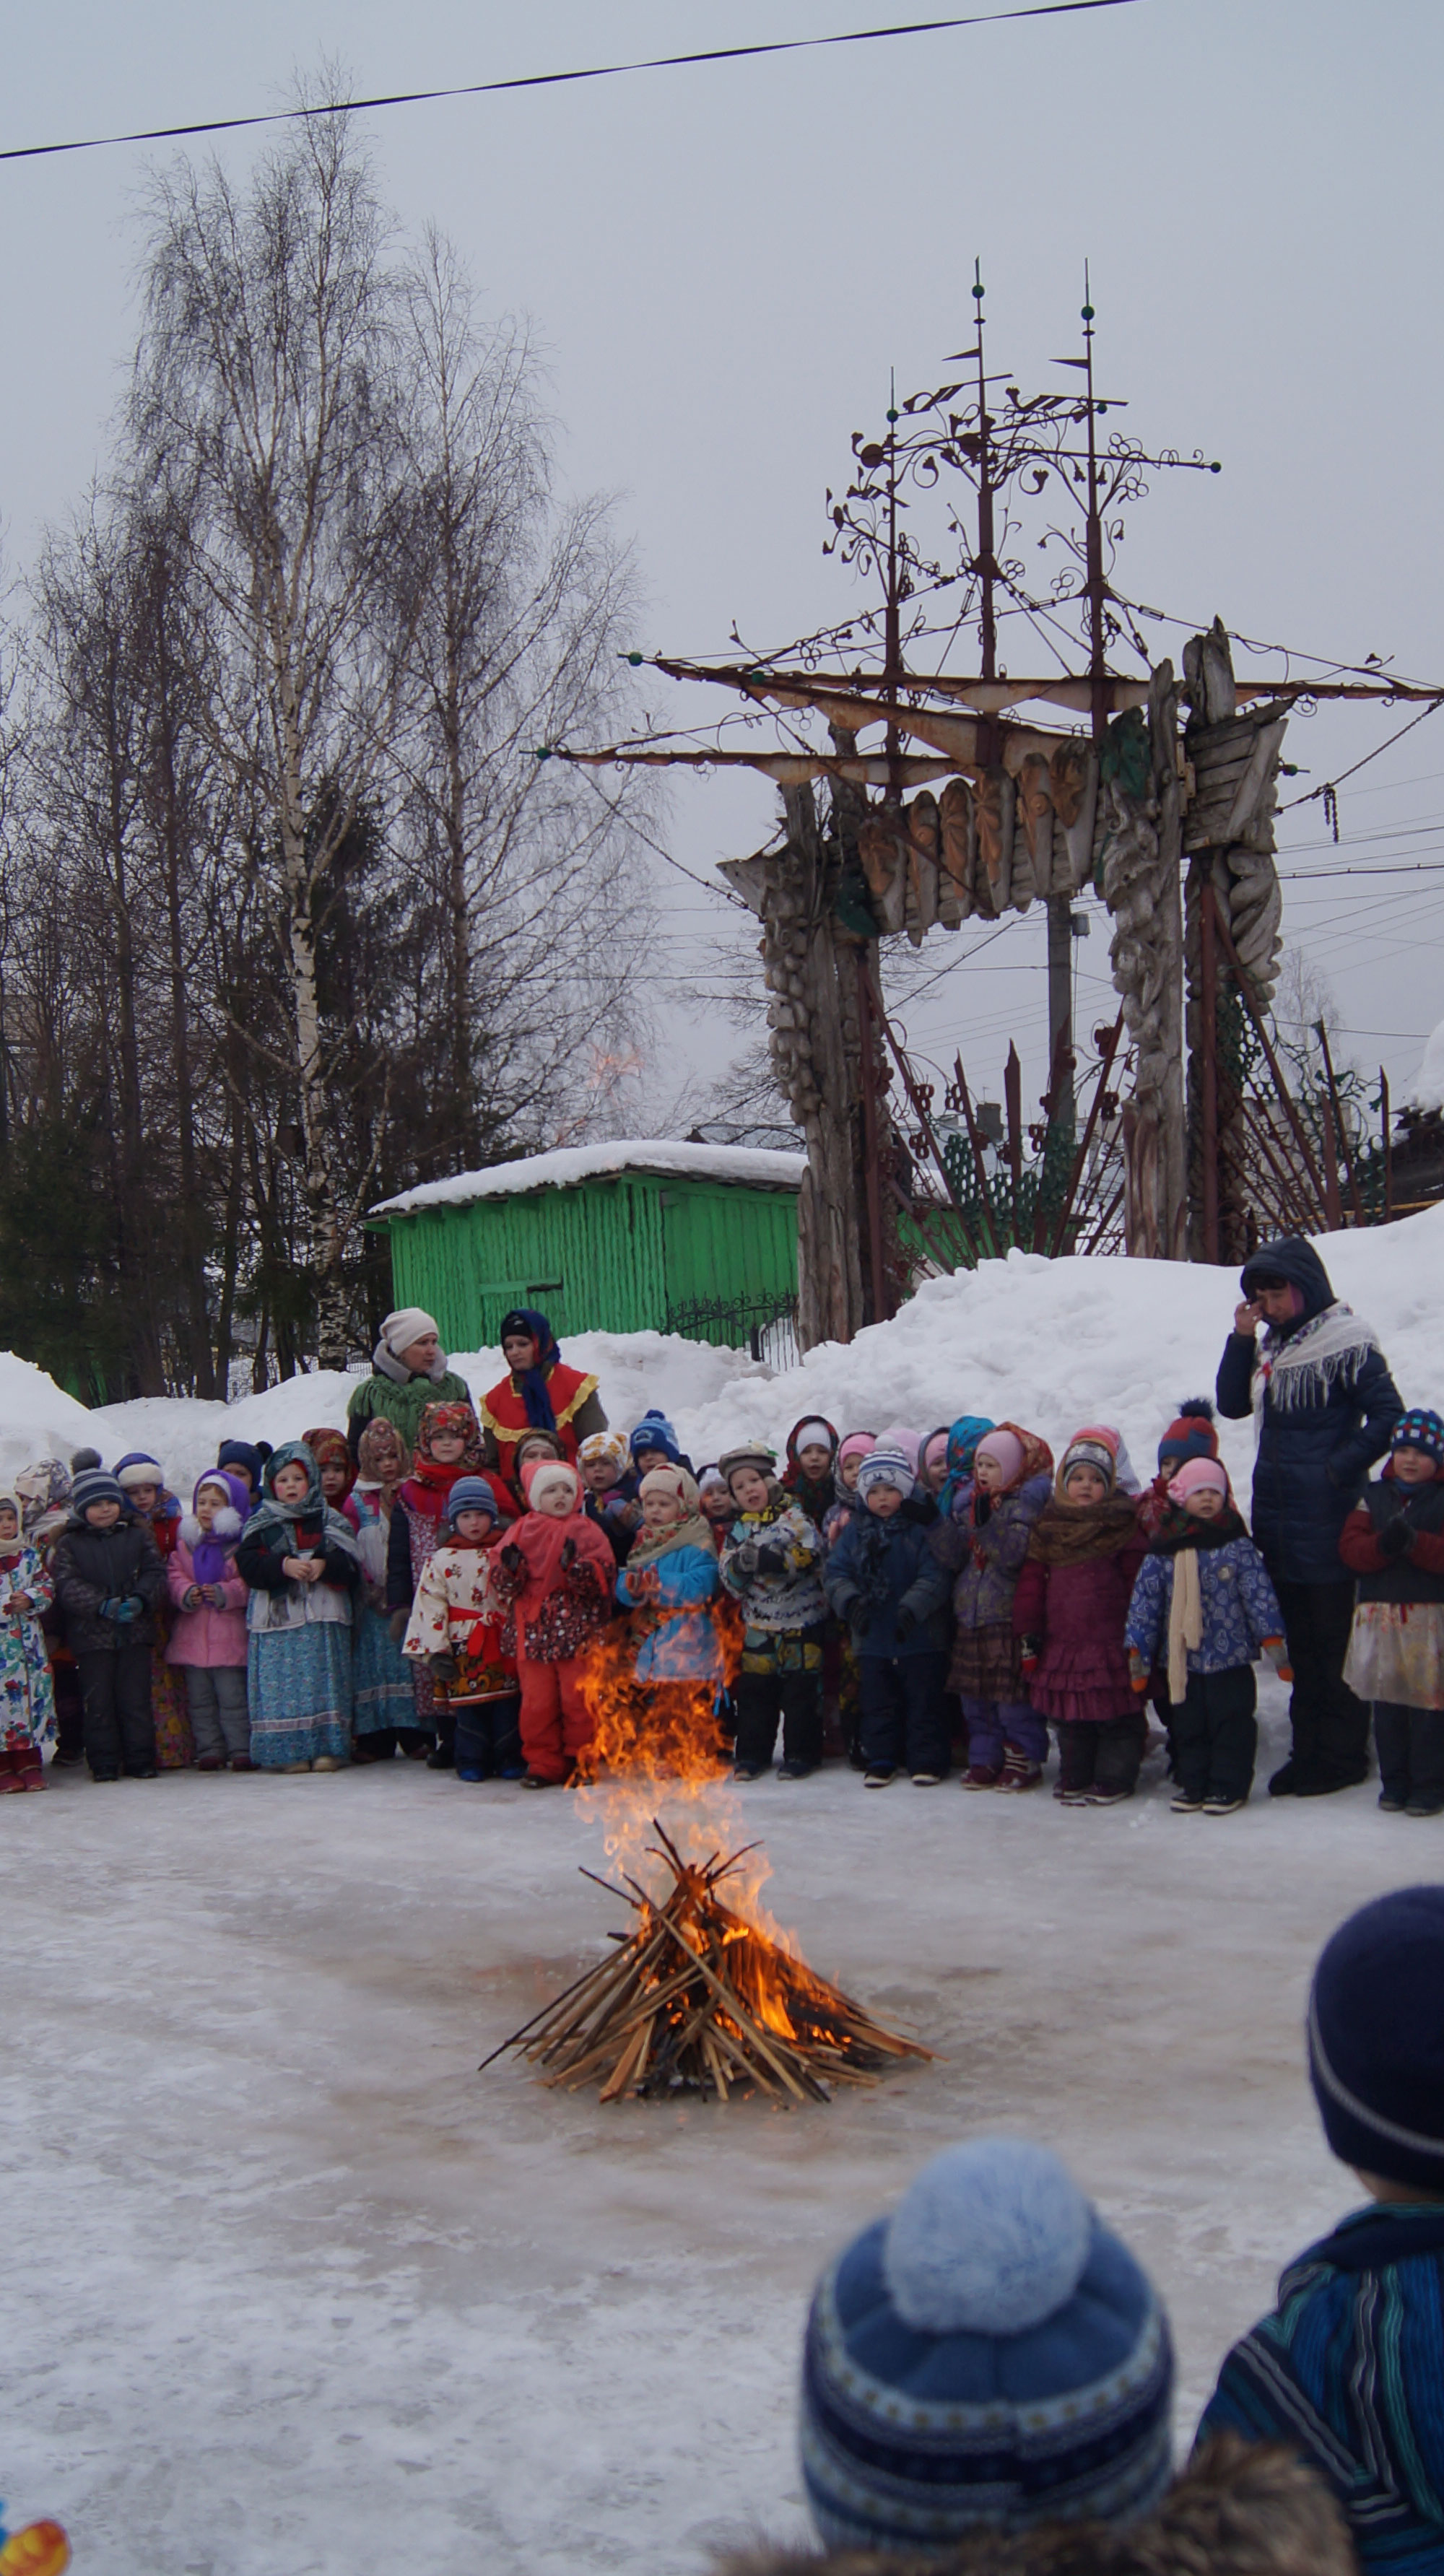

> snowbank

[
  {"left": 373, "top": 1135, "right": 804, "bottom": 1215},
  {"left": 10, "top": 1201, "right": 1440, "bottom": 1497}
]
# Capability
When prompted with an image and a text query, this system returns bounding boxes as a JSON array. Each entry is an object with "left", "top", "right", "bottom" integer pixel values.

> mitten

[
  {"left": 124, "top": 1594, "right": 146, "bottom": 1616},
  {"left": 560, "top": 1536, "right": 577, "bottom": 1571},
  {"left": 501, "top": 1544, "right": 524, "bottom": 1572},
  {"left": 1380, "top": 1517, "right": 1413, "bottom": 1559},
  {"left": 1261, "top": 1635, "right": 1294, "bottom": 1684},
  {"left": 894, "top": 1601, "right": 918, "bottom": 1642},
  {"left": 429, "top": 1652, "right": 458, "bottom": 1682},
  {"left": 731, "top": 1541, "right": 760, "bottom": 1578},
  {"left": 1019, "top": 1632, "right": 1041, "bottom": 1678},
  {"left": 388, "top": 1609, "right": 409, "bottom": 1643},
  {"left": 100, "top": 1596, "right": 122, "bottom": 1621},
  {"left": 754, "top": 1542, "right": 786, "bottom": 1577}
]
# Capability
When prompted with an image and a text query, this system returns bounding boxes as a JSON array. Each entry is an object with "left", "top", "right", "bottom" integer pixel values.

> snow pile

[
  {"left": 373, "top": 1135, "right": 804, "bottom": 1215},
  {"left": 1412, "top": 1018, "right": 1444, "bottom": 1112},
  {"left": 8, "top": 1201, "right": 1440, "bottom": 1497}
]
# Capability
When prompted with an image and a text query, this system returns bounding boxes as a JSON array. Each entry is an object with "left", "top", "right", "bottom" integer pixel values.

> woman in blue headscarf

[{"left": 479, "top": 1309, "right": 608, "bottom": 1481}]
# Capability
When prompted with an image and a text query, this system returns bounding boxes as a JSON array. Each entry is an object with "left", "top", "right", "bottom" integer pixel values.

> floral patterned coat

[{"left": 0, "top": 1544, "right": 56, "bottom": 1749}]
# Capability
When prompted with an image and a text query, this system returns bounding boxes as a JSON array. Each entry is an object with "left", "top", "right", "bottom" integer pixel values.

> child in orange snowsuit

[{"left": 490, "top": 1458, "right": 614, "bottom": 1785}]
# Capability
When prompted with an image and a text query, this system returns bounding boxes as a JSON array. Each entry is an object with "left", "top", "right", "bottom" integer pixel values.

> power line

[{"left": 0, "top": 1, "right": 1154, "bottom": 167}]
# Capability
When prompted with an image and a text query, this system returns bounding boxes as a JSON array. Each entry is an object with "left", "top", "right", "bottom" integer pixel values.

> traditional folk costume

[
  {"left": 235, "top": 1443, "right": 361, "bottom": 1770},
  {"left": 404, "top": 1478, "right": 521, "bottom": 1777},
  {"left": 0, "top": 1497, "right": 56, "bottom": 1789},
  {"left": 345, "top": 1417, "right": 426, "bottom": 1758},
  {"left": 490, "top": 1459, "right": 614, "bottom": 1785},
  {"left": 480, "top": 1306, "right": 605, "bottom": 1481}
]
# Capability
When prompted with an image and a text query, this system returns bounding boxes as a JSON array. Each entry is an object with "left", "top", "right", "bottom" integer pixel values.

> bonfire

[
  {"left": 484, "top": 1818, "right": 929, "bottom": 2102},
  {"left": 482, "top": 1602, "right": 930, "bottom": 2104}
]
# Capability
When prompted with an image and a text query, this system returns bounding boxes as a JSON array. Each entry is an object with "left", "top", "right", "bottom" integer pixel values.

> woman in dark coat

[{"left": 1217, "top": 1234, "right": 1401, "bottom": 1797}]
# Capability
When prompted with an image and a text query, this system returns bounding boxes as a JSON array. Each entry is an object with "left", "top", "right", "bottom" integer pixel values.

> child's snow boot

[{"left": 996, "top": 1746, "right": 1042, "bottom": 1793}]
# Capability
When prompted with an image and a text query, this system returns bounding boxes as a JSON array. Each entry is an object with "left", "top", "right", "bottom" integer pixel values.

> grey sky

[{"left": 4, "top": 0, "right": 1440, "bottom": 1131}]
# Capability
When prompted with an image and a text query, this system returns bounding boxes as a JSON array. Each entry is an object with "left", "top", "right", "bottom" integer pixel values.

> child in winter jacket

[
  {"left": 934, "top": 1416, "right": 997, "bottom": 1525},
  {"left": 52, "top": 1465, "right": 168, "bottom": 1780},
  {"left": 609, "top": 1467, "right": 727, "bottom": 1767},
  {"left": 578, "top": 1430, "right": 638, "bottom": 1565},
  {"left": 166, "top": 1470, "right": 252, "bottom": 1770},
  {"left": 929, "top": 1423, "right": 1053, "bottom": 1791},
  {"left": 918, "top": 1429, "right": 952, "bottom": 1497},
  {"left": 491, "top": 1459, "right": 614, "bottom": 1786},
  {"left": 1200, "top": 1887, "right": 1444, "bottom": 2571},
  {"left": 404, "top": 1476, "right": 521, "bottom": 1780},
  {"left": 825, "top": 1445, "right": 952, "bottom": 1785},
  {"left": 718, "top": 1443, "right": 829, "bottom": 1782},
  {"left": 116, "top": 1450, "right": 191, "bottom": 1768},
  {"left": 629, "top": 1409, "right": 693, "bottom": 1476},
  {"left": 783, "top": 1419, "right": 840, "bottom": 1532},
  {"left": 1125, "top": 1460, "right": 1288, "bottom": 1814},
  {"left": 386, "top": 1399, "right": 501, "bottom": 1765},
  {"left": 0, "top": 1489, "right": 55, "bottom": 1790},
  {"left": 820, "top": 1432, "right": 876, "bottom": 1553},
  {"left": 1013, "top": 1428, "right": 1148, "bottom": 1806},
  {"left": 1339, "top": 1406, "right": 1444, "bottom": 1816},
  {"left": 345, "top": 1416, "right": 425, "bottom": 1761},
  {"left": 235, "top": 1443, "right": 362, "bottom": 1773}
]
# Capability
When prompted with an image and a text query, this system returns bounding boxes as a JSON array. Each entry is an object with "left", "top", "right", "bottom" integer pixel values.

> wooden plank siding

[{"left": 382, "top": 1172, "right": 797, "bottom": 1352}]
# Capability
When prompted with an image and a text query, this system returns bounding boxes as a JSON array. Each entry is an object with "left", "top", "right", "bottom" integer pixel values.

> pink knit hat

[
  {"left": 879, "top": 1426, "right": 923, "bottom": 1473},
  {"left": 975, "top": 1428, "right": 1026, "bottom": 1488},
  {"left": 1167, "top": 1458, "right": 1230, "bottom": 1503},
  {"left": 837, "top": 1431, "right": 877, "bottom": 1468}
]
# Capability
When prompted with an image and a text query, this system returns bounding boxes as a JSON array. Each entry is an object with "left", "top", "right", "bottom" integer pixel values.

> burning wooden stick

[{"left": 482, "top": 1820, "right": 930, "bottom": 2104}]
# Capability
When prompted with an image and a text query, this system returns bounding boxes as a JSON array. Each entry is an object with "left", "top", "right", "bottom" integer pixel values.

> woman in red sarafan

[
  {"left": 490, "top": 1458, "right": 614, "bottom": 1786},
  {"left": 480, "top": 1307, "right": 607, "bottom": 1481},
  {"left": 1012, "top": 1427, "right": 1148, "bottom": 1809}
]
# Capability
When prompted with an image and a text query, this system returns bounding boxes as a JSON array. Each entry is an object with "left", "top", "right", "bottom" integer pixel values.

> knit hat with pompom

[
  {"left": 1157, "top": 1399, "right": 1218, "bottom": 1474},
  {"left": 800, "top": 2136, "right": 1173, "bottom": 2551}
]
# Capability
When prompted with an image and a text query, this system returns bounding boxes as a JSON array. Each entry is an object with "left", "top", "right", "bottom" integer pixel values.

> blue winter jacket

[
  {"left": 1201, "top": 2201, "right": 1444, "bottom": 2571},
  {"left": 1125, "top": 1523, "right": 1284, "bottom": 1676},
  {"left": 616, "top": 1543, "right": 723, "bottom": 1683},
  {"left": 824, "top": 1503, "right": 952, "bottom": 1659},
  {"left": 1216, "top": 1237, "right": 1402, "bottom": 1585}
]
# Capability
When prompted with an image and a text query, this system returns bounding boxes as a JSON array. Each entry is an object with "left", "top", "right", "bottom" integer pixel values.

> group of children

[{"left": 6, "top": 1343, "right": 1443, "bottom": 1812}]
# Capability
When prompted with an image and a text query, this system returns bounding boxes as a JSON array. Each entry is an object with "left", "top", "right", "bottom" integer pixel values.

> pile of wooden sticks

[{"left": 482, "top": 1822, "right": 929, "bottom": 2104}]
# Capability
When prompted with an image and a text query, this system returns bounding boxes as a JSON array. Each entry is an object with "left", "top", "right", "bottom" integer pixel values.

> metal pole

[
  {"left": 1381, "top": 1068, "right": 1393, "bottom": 1222},
  {"left": 1199, "top": 866, "right": 1220, "bottom": 1262}
]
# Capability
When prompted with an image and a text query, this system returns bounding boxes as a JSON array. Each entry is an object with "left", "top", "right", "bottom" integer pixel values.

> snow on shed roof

[{"left": 371, "top": 1137, "right": 806, "bottom": 1218}]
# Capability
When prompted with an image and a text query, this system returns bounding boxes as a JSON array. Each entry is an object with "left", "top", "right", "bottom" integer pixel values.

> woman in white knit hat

[{"left": 345, "top": 1309, "right": 474, "bottom": 1463}]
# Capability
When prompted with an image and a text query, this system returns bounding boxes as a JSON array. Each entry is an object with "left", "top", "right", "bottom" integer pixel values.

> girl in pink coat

[{"left": 167, "top": 1469, "right": 252, "bottom": 1770}]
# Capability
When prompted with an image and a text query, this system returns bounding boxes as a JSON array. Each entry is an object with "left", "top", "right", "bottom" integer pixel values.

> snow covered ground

[
  {"left": 3, "top": 1718, "right": 1425, "bottom": 2575},
  {"left": 3, "top": 1211, "right": 1442, "bottom": 2570}
]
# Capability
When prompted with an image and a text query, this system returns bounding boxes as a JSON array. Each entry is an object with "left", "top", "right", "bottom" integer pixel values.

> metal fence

[{"left": 665, "top": 1293, "right": 801, "bottom": 1370}]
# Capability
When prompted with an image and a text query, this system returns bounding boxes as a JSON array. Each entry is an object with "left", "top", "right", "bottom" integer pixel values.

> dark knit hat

[
  {"left": 69, "top": 1447, "right": 103, "bottom": 1475},
  {"left": 1392, "top": 1409, "right": 1444, "bottom": 1468},
  {"left": 1157, "top": 1399, "right": 1218, "bottom": 1474},
  {"left": 1309, "top": 1889, "right": 1444, "bottom": 2194},
  {"left": 718, "top": 1443, "right": 777, "bottom": 1489},
  {"left": 800, "top": 2138, "right": 1173, "bottom": 2552},
  {"left": 445, "top": 1476, "right": 500, "bottom": 1529},
  {"left": 71, "top": 1468, "right": 125, "bottom": 1517}
]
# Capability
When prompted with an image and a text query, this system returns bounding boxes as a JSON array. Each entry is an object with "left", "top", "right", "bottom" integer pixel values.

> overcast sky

[{"left": 4, "top": 0, "right": 1440, "bottom": 1134}]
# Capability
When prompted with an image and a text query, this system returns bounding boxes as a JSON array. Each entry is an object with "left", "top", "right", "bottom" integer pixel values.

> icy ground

[{"left": 3, "top": 1700, "right": 1428, "bottom": 2576}]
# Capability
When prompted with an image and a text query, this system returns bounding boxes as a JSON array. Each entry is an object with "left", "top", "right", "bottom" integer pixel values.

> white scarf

[
  {"left": 1167, "top": 1549, "right": 1204, "bottom": 1702},
  {"left": 1252, "top": 1300, "right": 1380, "bottom": 1436}
]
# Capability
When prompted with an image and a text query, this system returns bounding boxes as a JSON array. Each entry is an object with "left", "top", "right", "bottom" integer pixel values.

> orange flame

[{"left": 574, "top": 1593, "right": 807, "bottom": 1985}]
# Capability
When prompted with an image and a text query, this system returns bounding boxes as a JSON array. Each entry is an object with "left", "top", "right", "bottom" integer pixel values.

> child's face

[
  {"left": 227, "top": 1464, "right": 256, "bottom": 1496},
  {"left": 453, "top": 1509, "right": 492, "bottom": 1544},
  {"left": 921, "top": 1450, "right": 949, "bottom": 1494},
  {"left": 319, "top": 1459, "right": 348, "bottom": 1500},
  {"left": 797, "top": 1443, "right": 832, "bottom": 1484},
  {"left": 195, "top": 1484, "right": 225, "bottom": 1530},
  {"left": 838, "top": 1453, "right": 863, "bottom": 1493},
  {"left": 973, "top": 1453, "right": 1003, "bottom": 1494},
  {"left": 700, "top": 1484, "right": 732, "bottom": 1524},
  {"left": 272, "top": 1463, "right": 310, "bottom": 1505},
  {"left": 0, "top": 1506, "right": 18, "bottom": 1541},
  {"left": 129, "top": 1482, "right": 160, "bottom": 1515},
  {"left": 1394, "top": 1446, "right": 1438, "bottom": 1487},
  {"left": 633, "top": 1445, "right": 669, "bottom": 1476},
  {"left": 642, "top": 1489, "right": 685, "bottom": 1533},
  {"left": 85, "top": 1499, "right": 121, "bottom": 1528},
  {"left": 866, "top": 1484, "right": 905, "bottom": 1519},
  {"left": 728, "top": 1466, "right": 770, "bottom": 1515},
  {"left": 430, "top": 1431, "right": 467, "bottom": 1464},
  {"left": 581, "top": 1455, "right": 619, "bottom": 1494},
  {"left": 1183, "top": 1487, "right": 1226, "bottom": 1520},
  {"left": 1064, "top": 1465, "right": 1108, "bottom": 1505},
  {"left": 535, "top": 1484, "right": 574, "bottom": 1520}
]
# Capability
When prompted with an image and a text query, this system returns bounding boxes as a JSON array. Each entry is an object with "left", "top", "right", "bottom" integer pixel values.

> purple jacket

[{"left": 929, "top": 1474, "right": 1051, "bottom": 1629}]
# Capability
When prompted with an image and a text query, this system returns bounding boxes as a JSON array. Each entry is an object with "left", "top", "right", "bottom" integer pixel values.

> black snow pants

[{"left": 1170, "top": 1665, "right": 1258, "bottom": 1805}]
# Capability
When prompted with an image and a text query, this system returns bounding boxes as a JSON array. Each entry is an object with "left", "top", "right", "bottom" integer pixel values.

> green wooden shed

[{"left": 370, "top": 1139, "right": 804, "bottom": 1353}]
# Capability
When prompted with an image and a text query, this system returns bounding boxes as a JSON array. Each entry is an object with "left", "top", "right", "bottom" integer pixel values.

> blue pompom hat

[
  {"left": 800, "top": 2137, "right": 1173, "bottom": 2552},
  {"left": 1391, "top": 1409, "right": 1444, "bottom": 1469},
  {"left": 445, "top": 1476, "right": 500, "bottom": 1530},
  {"left": 629, "top": 1409, "right": 680, "bottom": 1465}
]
